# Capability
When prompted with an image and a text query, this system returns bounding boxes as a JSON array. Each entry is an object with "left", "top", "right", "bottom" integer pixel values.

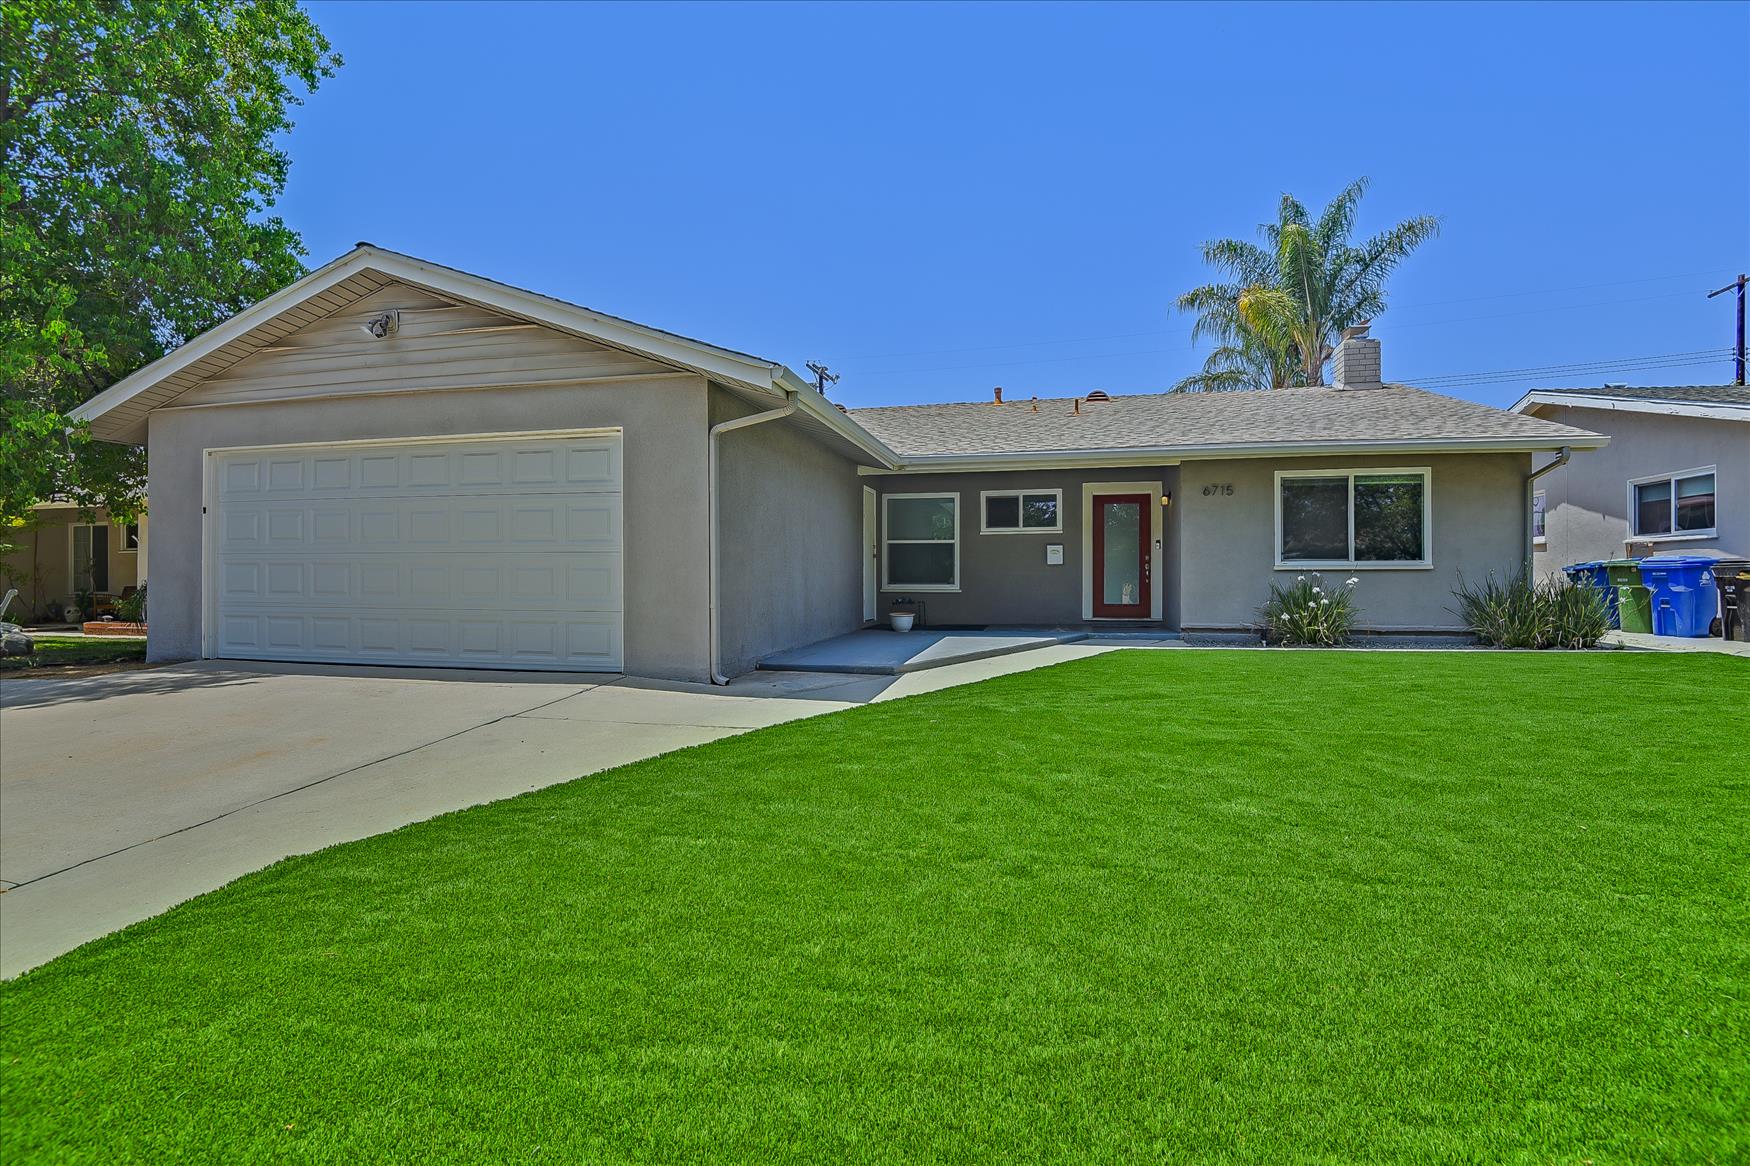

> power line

[
  {"left": 1403, "top": 349, "right": 1735, "bottom": 389},
  {"left": 837, "top": 265, "right": 1736, "bottom": 366}
]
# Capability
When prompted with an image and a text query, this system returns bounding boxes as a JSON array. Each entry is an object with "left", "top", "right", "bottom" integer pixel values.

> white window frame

[
  {"left": 1532, "top": 490, "right": 1547, "bottom": 546},
  {"left": 1274, "top": 467, "right": 1433, "bottom": 570},
  {"left": 881, "top": 491, "right": 961, "bottom": 592},
  {"left": 978, "top": 488, "right": 1064, "bottom": 534},
  {"left": 1627, "top": 465, "right": 1718, "bottom": 541}
]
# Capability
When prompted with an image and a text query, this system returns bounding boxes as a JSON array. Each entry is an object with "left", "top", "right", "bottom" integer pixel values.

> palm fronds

[{"left": 1172, "top": 178, "right": 1439, "bottom": 391}]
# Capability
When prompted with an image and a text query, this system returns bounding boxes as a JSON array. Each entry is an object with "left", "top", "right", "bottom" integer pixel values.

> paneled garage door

[{"left": 208, "top": 432, "right": 623, "bottom": 671}]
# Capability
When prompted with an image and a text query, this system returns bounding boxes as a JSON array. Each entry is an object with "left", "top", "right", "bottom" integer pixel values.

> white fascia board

[
  {"left": 785, "top": 388, "right": 902, "bottom": 469},
  {"left": 70, "top": 245, "right": 802, "bottom": 429},
  {"left": 366, "top": 249, "right": 787, "bottom": 395},
  {"left": 69, "top": 248, "right": 378, "bottom": 426},
  {"left": 1510, "top": 391, "right": 1750, "bottom": 423},
  {"left": 857, "top": 434, "right": 1610, "bottom": 475}
]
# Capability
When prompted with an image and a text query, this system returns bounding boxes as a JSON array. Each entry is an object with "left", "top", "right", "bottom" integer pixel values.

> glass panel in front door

[{"left": 1102, "top": 503, "right": 1141, "bottom": 606}]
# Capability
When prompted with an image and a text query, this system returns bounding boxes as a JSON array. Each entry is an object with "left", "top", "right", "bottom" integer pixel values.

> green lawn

[
  {"left": 3, "top": 651, "right": 1745, "bottom": 1164},
  {"left": 0, "top": 633, "right": 147, "bottom": 671}
]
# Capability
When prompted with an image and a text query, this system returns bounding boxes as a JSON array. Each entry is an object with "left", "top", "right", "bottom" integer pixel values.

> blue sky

[{"left": 285, "top": 1, "right": 1749, "bottom": 410}]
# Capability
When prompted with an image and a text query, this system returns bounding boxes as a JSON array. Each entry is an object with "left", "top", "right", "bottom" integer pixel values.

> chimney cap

[{"left": 1340, "top": 321, "right": 1373, "bottom": 341}]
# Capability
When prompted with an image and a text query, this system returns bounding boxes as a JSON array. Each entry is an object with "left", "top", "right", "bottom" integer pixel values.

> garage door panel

[
  {"left": 217, "top": 496, "right": 621, "bottom": 552},
  {"left": 216, "top": 437, "right": 623, "bottom": 502},
  {"left": 215, "top": 551, "right": 621, "bottom": 611},
  {"left": 210, "top": 434, "right": 622, "bottom": 672}
]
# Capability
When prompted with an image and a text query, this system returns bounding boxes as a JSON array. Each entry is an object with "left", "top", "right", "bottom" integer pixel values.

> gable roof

[
  {"left": 852, "top": 384, "right": 1604, "bottom": 467},
  {"left": 69, "top": 244, "right": 898, "bottom": 466},
  {"left": 69, "top": 245, "right": 1603, "bottom": 471},
  {"left": 1510, "top": 384, "right": 1750, "bottom": 423}
]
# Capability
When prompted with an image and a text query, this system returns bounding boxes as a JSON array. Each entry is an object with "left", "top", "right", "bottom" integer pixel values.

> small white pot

[{"left": 890, "top": 612, "right": 915, "bottom": 633}]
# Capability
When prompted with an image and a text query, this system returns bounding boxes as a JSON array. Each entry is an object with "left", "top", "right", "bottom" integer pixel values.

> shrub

[
  {"left": 1258, "top": 573, "right": 1359, "bottom": 646},
  {"left": 1451, "top": 572, "right": 1608, "bottom": 649},
  {"left": 115, "top": 585, "right": 147, "bottom": 624},
  {"left": 1544, "top": 576, "right": 1610, "bottom": 648}
]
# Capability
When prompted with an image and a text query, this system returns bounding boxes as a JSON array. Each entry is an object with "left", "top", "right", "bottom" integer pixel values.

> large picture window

[
  {"left": 883, "top": 493, "right": 960, "bottom": 591},
  {"left": 1276, "top": 468, "right": 1431, "bottom": 568},
  {"left": 980, "top": 489, "right": 1062, "bottom": 533},
  {"left": 1630, "top": 467, "right": 1716, "bottom": 538}
]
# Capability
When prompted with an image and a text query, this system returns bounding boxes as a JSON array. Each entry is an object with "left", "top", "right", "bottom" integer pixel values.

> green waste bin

[
  {"left": 1602, "top": 559, "right": 1641, "bottom": 629},
  {"left": 1616, "top": 581, "right": 1653, "bottom": 633}
]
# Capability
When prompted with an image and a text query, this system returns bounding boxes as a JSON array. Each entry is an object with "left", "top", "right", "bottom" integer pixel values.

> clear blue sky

[{"left": 284, "top": 1, "right": 1749, "bottom": 410}]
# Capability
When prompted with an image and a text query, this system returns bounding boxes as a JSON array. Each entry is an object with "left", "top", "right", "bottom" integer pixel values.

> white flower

[
  {"left": 1312, "top": 586, "right": 1322, "bottom": 594},
  {"left": 1297, "top": 575, "right": 1305, "bottom": 582},
  {"left": 1346, "top": 576, "right": 1359, "bottom": 586},
  {"left": 1320, "top": 597, "right": 1330, "bottom": 605}
]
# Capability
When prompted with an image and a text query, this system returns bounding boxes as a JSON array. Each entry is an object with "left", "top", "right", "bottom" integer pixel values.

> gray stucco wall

[
  {"left": 711, "top": 389, "right": 864, "bottom": 675},
  {"left": 1528, "top": 404, "right": 1749, "bottom": 578},
  {"left": 1177, "top": 452, "right": 1529, "bottom": 631},
  {"left": 872, "top": 468, "right": 1181, "bottom": 627},
  {"left": 144, "top": 375, "right": 715, "bottom": 681}
]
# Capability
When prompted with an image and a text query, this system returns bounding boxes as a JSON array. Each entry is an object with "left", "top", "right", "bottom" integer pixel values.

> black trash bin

[{"left": 1714, "top": 559, "right": 1750, "bottom": 641}]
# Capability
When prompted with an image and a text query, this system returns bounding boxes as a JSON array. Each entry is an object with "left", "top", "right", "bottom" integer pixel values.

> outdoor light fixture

[{"left": 360, "top": 310, "right": 399, "bottom": 339}]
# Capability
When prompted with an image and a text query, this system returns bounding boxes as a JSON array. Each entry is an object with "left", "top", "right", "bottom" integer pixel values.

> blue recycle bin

[
  {"left": 1636, "top": 555, "right": 1718, "bottom": 638},
  {"left": 1562, "top": 561, "right": 1616, "bottom": 626}
]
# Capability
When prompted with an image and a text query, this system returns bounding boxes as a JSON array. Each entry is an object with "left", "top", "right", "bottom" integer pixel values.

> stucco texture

[
  {"left": 144, "top": 376, "right": 714, "bottom": 681},
  {"left": 873, "top": 468, "right": 1182, "bottom": 628},
  {"left": 1177, "top": 452, "right": 1529, "bottom": 632},
  {"left": 711, "top": 390, "right": 865, "bottom": 675},
  {"left": 1528, "top": 404, "right": 1749, "bottom": 578}
]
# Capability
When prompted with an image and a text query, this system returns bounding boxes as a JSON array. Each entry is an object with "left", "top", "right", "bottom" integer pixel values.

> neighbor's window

[
  {"left": 1532, "top": 491, "right": 1547, "bottom": 543},
  {"left": 981, "top": 489, "right": 1062, "bottom": 533},
  {"left": 884, "top": 493, "right": 960, "bottom": 590},
  {"left": 1631, "top": 468, "right": 1716, "bottom": 537},
  {"left": 122, "top": 523, "right": 141, "bottom": 551},
  {"left": 1277, "top": 469, "right": 1430, "bottom": 567}
]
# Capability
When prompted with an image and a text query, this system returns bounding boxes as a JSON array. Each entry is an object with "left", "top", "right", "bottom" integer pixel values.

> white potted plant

[{"left": 889, "top": 599, "right": 916, "bottom": 633}]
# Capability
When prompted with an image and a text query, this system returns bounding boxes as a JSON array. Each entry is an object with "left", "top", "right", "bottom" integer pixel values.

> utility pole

[
  {"left": 804, "top": 361, "right": 840, "bottom": 395},
  {"left": 1707, "top": 274, "right": 1746, "bottom": 385}
]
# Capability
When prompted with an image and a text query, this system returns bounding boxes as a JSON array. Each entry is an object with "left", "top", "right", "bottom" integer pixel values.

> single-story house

[
  {"left": 1, "top": 503, "right": 147, "bottom": 624},
  {"left": 1511, "top": 384, "right": 1748, "bottom": 577},
  {"left": 70, "top": 245, "right": 1604, "bottom": 681}
]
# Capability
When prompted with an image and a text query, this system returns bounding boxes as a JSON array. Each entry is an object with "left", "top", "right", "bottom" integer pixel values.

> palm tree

[{"left": 1172, "top": 179, "right": 1439, "bottom": 392}]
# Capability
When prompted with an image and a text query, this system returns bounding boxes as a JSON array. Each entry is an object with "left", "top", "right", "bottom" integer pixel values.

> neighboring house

[
  {"left": 69, "top": 246, "right": 1603, "bottom": 681},
  {"left": 0, "top": 502, "right": 147, "bottom": 624},
  {"left": 1511, "top": 385, "right": 1750, "bottom": 578}
]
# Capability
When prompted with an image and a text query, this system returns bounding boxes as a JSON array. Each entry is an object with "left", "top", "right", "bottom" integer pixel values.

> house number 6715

[{"left": 1201, "top": 483, "right": 1234, "bottom": 496}]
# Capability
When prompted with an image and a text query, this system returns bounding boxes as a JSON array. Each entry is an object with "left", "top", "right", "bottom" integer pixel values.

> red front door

[{"left": 1092, "top": 494, "right": 1151, "bottom": 618}]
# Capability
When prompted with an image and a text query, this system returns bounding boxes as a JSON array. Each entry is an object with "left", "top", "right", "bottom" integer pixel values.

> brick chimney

[{"left": 1332, "top": 322, "right": 1382, "bottom": 390}]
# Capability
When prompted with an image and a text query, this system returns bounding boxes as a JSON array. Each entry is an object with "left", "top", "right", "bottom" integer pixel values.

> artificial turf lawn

[
  {"left": 0, "top": 634, "right": 147, "bottom": 671},
  {"left": 2, "top": 651, "right": 1745, "bottom": 1164}
]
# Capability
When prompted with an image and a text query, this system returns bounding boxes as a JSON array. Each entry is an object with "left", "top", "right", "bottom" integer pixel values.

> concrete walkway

[
  {"left": 1601, "top": 630, "right": 1750, "bottom": 656},
  {"left": 758, "top": 628, "right": 1089, "bottom": 674},
  {"left": 0, "top": 645, "right": 1115, "bottom": 977}
]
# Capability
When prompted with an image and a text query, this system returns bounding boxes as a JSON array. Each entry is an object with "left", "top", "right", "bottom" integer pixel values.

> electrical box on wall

[{"left": 1045, "top": 544, "right": 1064, "bottom": 565}]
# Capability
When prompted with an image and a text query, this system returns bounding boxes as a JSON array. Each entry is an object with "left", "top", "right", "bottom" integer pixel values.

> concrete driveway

[
  {"left": 1, "top": 645, "right": 1117, "bottom": 977},
  {"left": 0, "top": 660, "right": 883, "bottom": 977}
]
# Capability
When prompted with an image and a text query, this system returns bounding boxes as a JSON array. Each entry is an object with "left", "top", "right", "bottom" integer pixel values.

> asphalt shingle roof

[
  {"left": 1526, "top": 384, "right": 1750, "bottom": 407},
  {"left": 848, "top": 384, "right": 1598, "bottom": 458}
]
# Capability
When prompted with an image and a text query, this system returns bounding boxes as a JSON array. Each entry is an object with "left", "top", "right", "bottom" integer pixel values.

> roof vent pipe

[{"left": 993, "top": 386, "right": 1003, "bottom": 404}]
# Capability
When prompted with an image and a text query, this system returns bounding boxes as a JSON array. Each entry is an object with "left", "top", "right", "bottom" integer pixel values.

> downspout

[
  {"left": 1525, "top": 446, "right": 1570, "bottom": 576},
  {"left": 708, "top": 393, "right": 797, "bottom": 685}
]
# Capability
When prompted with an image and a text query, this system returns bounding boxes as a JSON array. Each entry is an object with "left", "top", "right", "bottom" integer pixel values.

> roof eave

[
  {"left": 1509, "top": 390, "right": 1750, "bottom": 423},
  {"left": 863, "top": 433, "right": 1609, "bottom": 474}
]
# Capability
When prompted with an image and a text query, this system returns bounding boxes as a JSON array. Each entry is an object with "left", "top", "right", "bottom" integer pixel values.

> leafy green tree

[
  {"left": 1173, "top": 179, "right": 1439, "bottom": 392},
  {"left": 0, "top": 0, "right": 338, "bottom": 525}
]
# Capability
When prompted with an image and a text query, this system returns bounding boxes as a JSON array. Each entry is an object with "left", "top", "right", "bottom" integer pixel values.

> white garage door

[{"left": 208, "top": 432, "right": 623, "bottom": 671}]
